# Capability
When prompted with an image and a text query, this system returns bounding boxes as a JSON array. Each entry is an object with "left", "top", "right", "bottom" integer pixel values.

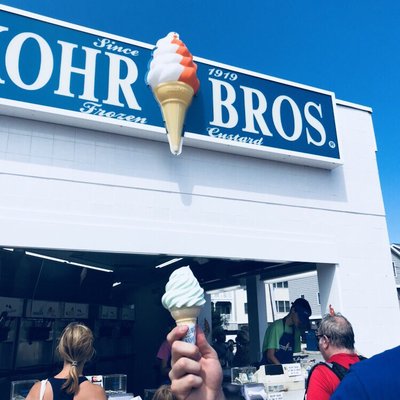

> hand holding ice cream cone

[
  {"left": 146, "top": 32, "right": 200, "bottom": 155},
  {"left": 162, "top": 266, "right": 205, "bottom": 344}
]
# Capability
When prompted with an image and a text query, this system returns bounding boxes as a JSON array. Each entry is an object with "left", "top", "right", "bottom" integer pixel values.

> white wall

[
  {"left": 0, "top": 100, "right": 399, "bottom": 356},
  {"left": 234, "top": 289, "right": 248, "bottom": 323}
]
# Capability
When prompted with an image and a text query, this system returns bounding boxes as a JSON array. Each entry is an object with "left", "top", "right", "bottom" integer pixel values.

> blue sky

[{"left": 1, "top": 0, "right": 399, "bottom": 243}]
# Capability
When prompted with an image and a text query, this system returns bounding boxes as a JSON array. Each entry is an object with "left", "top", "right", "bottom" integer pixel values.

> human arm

[
  {"left": 25, "top": 381, "right": 41, "bottom": 400},
  {"left": 167, "top": 325, "right": 225, "bottom": 400},
  {"left": 265, "top": 348, "right": 280, "bottom": 365},
  {"left": 157, "top": 340, "right": 172, "bottom": 380},
  {"left": 265, "top": 328, "right": 301, "bottom": 364},
  {"left": 262, "top": 321, "right": 281, "bottom": 364},
  {"left": 90, "top": 384, "right": 107, "bottom": 400}
]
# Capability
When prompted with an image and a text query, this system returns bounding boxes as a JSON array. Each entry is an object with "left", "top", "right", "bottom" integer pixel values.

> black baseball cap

[{"left": 293, "top": 298, "right": 311, "bottom": 327}]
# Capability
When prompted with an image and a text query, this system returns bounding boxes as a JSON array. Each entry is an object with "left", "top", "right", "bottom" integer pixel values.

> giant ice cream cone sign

[{"left": 146, "top": 32, "right": 200, "bottom": 155}]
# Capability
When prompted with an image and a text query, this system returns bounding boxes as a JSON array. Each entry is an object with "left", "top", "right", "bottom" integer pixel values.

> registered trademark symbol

[{"left": 329, "top": 141, "right": 336, "bottom": 148}]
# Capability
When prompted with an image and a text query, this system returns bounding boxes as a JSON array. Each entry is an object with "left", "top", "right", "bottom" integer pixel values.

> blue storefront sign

[{"left": 0, "top": 6, "right": 341, "bottom": 168}]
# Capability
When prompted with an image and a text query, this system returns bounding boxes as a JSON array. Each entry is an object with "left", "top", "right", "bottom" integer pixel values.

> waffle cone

[
  {"left": 170, "top": 306, "right": 202, "bottom": 325},
  {"left": 153, "top": 81, "right": 194, "bottom": 155}
]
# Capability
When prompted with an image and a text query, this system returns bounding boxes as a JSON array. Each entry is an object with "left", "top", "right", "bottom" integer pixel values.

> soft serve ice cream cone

[
  {"left": 162, "top": 266, "right": 205, "bottom": 344},
  {"left": 146, "top": 32, "right": 200, "bottom": 155}
]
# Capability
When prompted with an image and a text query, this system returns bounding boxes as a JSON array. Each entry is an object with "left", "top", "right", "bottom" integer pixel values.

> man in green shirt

[{"left": 261, "top": 298, "right": 311, "bottom": 364}]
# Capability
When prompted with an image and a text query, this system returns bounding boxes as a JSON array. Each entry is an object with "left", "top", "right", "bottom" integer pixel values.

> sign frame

[{"left": 0, "top": 5, "right": 342, "bottom": 169}]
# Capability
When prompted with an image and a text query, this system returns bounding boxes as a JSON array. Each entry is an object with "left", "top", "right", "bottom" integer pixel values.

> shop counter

[
  {"left": 224, "top": 388, "right": 305, "bottom": 400},
  {"left": 280, "top": 389, "right": 305, "bottom": 400}
]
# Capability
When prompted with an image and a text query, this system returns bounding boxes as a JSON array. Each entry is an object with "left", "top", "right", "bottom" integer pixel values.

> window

[
  {"left": 393, "top": 262, "right": 398, "bottom": 277},
  {"left": 244, "top": 303, "right": 248, "bottom": 314},
  {"left": 317, "top": 292, "right": 321, "bottom": 305},
  {"left": 215, "top": 301, "right": 231, "bottom": 315},
  {"left": 273, "top": 281, "right": 288, "bottom": 288},
  {"left": 275, "top": 300, "right": 290, "bottom": 313}
]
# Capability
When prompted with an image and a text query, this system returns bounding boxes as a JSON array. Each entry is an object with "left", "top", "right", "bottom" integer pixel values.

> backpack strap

[
  {"left": 329, "top": 361, "right": 350, "bottom": 381},
  {"left": 39, "top": 379, "right": 48, "bottom": 400},
  {"left": 330, "top": 354, "right": 368, "bottom": 380},
  {"left": 305, "top": 362, "right": 335, "bottom": 392},
  {"left": 304, "top": 362, "right": 340, "bottom": 399},
  {"left": 305, "top": 355, "right": 367, "bottom": 398}
]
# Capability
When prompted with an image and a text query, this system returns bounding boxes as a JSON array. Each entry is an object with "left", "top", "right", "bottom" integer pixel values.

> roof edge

[{"left": 336, "top": 99, "right": 372, "bottom": 113}]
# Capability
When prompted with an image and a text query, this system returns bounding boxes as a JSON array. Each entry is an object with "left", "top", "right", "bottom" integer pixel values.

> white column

[{"left": 316, "top": 263, "right": 340, "bottom": 316}]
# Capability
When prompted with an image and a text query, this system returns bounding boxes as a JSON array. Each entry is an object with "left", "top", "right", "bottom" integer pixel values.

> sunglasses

[{"left": 316, "top": 334, "right": 330, "bottom": 340}]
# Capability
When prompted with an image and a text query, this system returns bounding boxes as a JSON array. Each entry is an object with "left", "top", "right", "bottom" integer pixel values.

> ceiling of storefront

[{"left": 0, "top": 247, "right": 316, "bottom": 305}]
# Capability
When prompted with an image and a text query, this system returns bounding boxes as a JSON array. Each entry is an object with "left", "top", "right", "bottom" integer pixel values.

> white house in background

[
  {"left": 266, "top": 272, "right": 322, "bottom": 322},
  {"left": 391, "top": 244, "right": 400, "bottom": 305},
  {"left": 209, "top": 287, "right": 248, "bottom": 331},
  {"left": 210, "top": 272, "right": 323, "bottom": 331},
  {"left": 211, "top": 253, "right": 400, "bottom": 332}
]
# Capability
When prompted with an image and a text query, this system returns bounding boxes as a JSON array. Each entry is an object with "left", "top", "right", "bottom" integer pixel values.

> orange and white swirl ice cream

[{"left": 146, "top": 32, "right": 199, "bottom": 155}]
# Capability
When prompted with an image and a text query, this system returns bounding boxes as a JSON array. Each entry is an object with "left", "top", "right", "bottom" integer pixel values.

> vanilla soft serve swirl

[
  {"left": 146, "top": 32, "right": 200, "bottom": 93},
  {"left": 162, "top": 266, "right": 205, "bottom": 310}
]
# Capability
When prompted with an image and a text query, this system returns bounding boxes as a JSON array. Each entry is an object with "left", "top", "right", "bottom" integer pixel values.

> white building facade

[
  {"left": 391, "top": 244, "right": 400, "bottom": 305},
  {"left": 211, "top": 273, "right": 322, "bottom": 332}
]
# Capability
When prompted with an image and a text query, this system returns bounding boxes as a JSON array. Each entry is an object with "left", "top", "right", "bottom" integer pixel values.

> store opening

[{"left": 0, "top": 246, "right": 327, "bottom": 398}]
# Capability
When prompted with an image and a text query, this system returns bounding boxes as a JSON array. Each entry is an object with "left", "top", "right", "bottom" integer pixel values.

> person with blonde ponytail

[{"left": 26, "top": 322, "right": 106, "bottom": 400}]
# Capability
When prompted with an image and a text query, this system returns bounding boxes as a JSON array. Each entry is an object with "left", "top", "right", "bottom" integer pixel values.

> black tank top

[{"left": 48, "top": 376, "right": 88, "bottom": 400}]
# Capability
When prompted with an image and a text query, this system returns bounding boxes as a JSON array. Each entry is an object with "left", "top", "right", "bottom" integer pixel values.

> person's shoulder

[
  {"left": 374, "top": 345, "right": 400, "bottom": 361},
  {"left": 264, "top": 319, "right": 283, "bottom": 341},
  {"left": 91, "top": 383, "right": 107, "bottom": 396},
  {"left": 89, "top": 384, "right": 107, "bottom": 400},
  {"left": 25, "top": 381, "right": 42, "bottom": 399},
  {"left": 309, "top": 361, "right": 338, "bottom": 380},
  {"left": 268, "top": 318, "right": 282, "bottom": 330},
  {"left": 349, "top": 345, "right": 400, "bottom": 375},
  {"left": 79, "top": 381, "right": 107, "bottom": 400}
]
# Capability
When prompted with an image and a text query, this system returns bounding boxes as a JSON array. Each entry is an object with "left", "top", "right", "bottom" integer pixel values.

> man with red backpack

[{"left": 305, "top": 310, "right": 364, "bottom": 400}]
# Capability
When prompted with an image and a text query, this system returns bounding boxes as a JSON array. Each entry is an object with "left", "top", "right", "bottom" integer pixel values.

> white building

[
  {"left": 391, "top": 243, "right": 400, "bottom": 305},
  {"left": 210, "top": 272, "right": 323, "bottom": 332}
]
